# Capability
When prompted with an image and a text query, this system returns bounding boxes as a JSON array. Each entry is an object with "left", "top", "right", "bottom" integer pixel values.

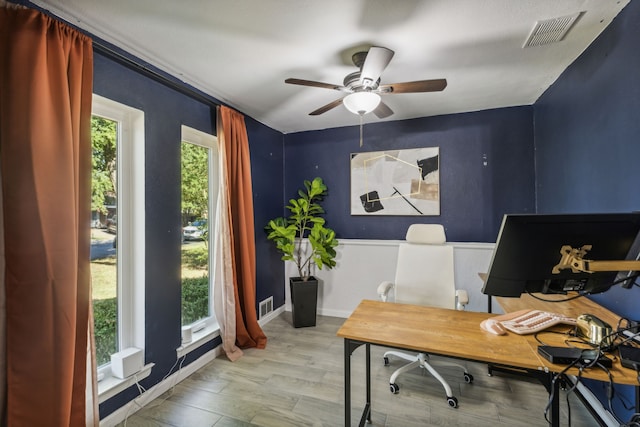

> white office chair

[{"left": 378, "top": 224, "right": 473, "bottom": 408}]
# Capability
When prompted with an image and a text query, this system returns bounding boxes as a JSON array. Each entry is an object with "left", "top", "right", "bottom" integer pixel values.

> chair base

[{"left": 383, "top": 350, "right": 473, "bottom": 408}]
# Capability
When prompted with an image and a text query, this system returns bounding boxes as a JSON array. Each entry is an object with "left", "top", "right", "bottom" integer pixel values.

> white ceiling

[{"left": 32, "top": 0, "right": 629, "bottom": 134}]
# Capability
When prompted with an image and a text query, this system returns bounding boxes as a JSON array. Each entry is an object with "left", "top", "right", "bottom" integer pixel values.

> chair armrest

[
  {"left": 455, "top": 289, "right": 469, "bottom": 311},
  {"left": 377, "top": 281, "right": 395, "bottom": 302}
]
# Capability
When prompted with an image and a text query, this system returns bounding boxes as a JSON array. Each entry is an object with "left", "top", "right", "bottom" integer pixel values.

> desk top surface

[
  {"left": 338, "top": 298, "right": 639, "bottom": 385},
  {"left": 337, "top": 300, "right": 545, "bottom": 370}
]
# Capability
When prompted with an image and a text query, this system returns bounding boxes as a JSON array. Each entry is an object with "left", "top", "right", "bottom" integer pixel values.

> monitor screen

[{"left": 482, "top": 213, "right": 640, "bottom": 297}]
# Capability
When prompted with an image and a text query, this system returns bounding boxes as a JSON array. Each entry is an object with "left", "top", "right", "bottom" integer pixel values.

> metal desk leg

[
  {"left": 344, "top": 339, "right": 371, "bottom": 427},
  {"left": 365, "top": 343, "right": 371, "bottom": 424},
  {"left": 549, "top": 377, "right": 560, "bottom": 427},
  {"left": 538, "top": 371, "right": 560, "bottom": 427},
  {"left": 344, "top": 339, "right": 351, "bottom": 427}
]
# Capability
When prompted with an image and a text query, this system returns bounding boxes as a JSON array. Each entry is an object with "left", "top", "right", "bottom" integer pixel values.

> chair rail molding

[{"left": 284, "top": 239, "right": 497, "bottom": 317}]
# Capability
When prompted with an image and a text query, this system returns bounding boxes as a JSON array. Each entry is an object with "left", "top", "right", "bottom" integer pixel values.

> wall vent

[
  {"left": 259, "top": 296, "right": 274, "bottom": 319},
  {"left": 523, "top": 12, "right": 583, "bottom": 48}
]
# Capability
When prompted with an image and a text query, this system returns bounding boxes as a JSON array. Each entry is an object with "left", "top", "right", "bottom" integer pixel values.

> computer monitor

[{"left": 482, "top": 213, "right": 640, "bottom": 297}]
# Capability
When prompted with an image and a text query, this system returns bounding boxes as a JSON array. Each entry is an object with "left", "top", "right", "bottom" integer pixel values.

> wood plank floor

[{"left": 118, "top": 313, "right": 601, "bottom": 426}]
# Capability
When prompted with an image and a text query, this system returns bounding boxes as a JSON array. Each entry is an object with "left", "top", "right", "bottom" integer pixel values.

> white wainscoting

[{"left": 283, "top": 239, "right": 497, "bottom": 318}]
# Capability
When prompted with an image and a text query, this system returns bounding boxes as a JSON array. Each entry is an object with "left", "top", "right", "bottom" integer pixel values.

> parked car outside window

[
  {"left": 107, "top": 215, "right": 117, "bottom": 234},
  {"left": 183, "top": 219, "right": 207, "bottom": 241}
]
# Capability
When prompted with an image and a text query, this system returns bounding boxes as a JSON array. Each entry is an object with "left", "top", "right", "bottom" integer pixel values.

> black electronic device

[
  {"left": 482, "top": 213, "right": 640, "bottom": 298},
  {"left": 538, "top": 345, "right": 613, "bottom": 368},
  {"left": 619, "top": 345, "right": 640, "bottom": 370}
]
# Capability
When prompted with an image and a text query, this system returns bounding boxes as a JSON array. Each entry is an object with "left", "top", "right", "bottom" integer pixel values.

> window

[
  {"left": 180, "top": 126, "right": 218, "bottom": 348},
  {"left": 90, "top": 94, "right": 145, "bottom": 392}
]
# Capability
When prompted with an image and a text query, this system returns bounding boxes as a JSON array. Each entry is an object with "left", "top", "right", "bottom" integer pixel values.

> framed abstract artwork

[{"left": 350, "top": 147, "right": 440, "bottom": 216}]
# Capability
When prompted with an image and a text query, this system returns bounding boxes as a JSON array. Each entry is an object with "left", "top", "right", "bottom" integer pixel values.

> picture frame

[{"left": 350, "top": 147, "right": 440, "bottom": 216}]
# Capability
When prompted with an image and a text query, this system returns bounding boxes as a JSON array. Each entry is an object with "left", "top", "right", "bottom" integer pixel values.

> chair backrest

[{"left": 393, "top": 224, "right": 456, "bottom": 309}]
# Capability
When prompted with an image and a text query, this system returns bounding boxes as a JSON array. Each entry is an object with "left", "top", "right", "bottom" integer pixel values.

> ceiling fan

[{"left": 285, "top": 46, "right": 447, "bottom": 118}]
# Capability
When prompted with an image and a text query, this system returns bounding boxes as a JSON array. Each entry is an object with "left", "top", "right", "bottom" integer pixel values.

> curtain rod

[
  {"left": 92, "top": 41, "right": 222, "bottom": 110},
  {"left": 18, "top": 0, "right": 222, "bottom": 109}
]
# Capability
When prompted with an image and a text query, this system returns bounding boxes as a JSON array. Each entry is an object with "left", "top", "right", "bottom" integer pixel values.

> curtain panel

[
  {"left": 213, "top": 110, "right": 242, "bottom": 361},
  {"left": 0, "top": 165, "right": 6, "bottom": 426},
  {"left": 215, "top": 106, "right": 266, "bottom": 358},
  {"left": 0, "top": 5, "right": 95, "bottom": 426}
]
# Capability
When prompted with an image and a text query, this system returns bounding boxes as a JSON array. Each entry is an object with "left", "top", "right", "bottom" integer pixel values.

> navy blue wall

[
  {"left": 94, "top": 52, "right": 212, "bottom": 417},
  {"left": 245, "top": 117, "right": 287, "bottom": 309},
  {"left": 534, "top": 1, "right": 640, "bottom": 420},
  {"left": 93, "top": 52, "right": 285, "bottom": 417},
  {"left": 535, "top": 2, "right": 640, "bottom": 322},
  {"left": 284, "top": 107, "right": 535, "bottom": 243}
]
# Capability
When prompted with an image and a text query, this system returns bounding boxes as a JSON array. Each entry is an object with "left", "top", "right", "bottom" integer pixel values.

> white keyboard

[{"left": 500, "top": 310, "right": 577, "bottom": 335}]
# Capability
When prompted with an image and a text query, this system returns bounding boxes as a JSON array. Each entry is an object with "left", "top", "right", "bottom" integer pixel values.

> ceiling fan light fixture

[{"left": 343, "top": 92, "right": 381, "bottom": 115}]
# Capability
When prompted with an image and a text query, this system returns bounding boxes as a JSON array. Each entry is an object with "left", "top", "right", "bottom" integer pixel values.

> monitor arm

[{"left": 553, "top": 245, "right": 640, "bottom": 274}]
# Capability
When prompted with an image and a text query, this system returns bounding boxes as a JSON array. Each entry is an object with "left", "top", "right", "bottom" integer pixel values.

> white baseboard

[
  {"left": 258, "top": 305, "right": 285, "bottom": 326},
  {"left": 99, "top": 345, "right": 222, "bottom": 427},
  {"left": 317, "top": 308, "right": 350, "bottom": 318},
  {"left": 281, "top": 307, "right": 350, "bottom": 319}
]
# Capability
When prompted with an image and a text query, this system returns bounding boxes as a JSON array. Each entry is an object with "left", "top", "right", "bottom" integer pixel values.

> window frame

[
  {"left": 91, "top": 94, "right": 147, "bottom": 396},
  {"left": 178, "top": 125, "right": 220, "bottom": 357}
]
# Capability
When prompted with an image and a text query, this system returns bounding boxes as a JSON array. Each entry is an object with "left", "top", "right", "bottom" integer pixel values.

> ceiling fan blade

[
  {"left": 373, "top": 101, "right": 393, "bottom": 119},
  {"left": 309, "top": 98, "right": 344, "bottom": 116},
  {"left": 360, "top": 46, "right": 394, "bottom": 88},
  {"left": 379, "top": 79, "right": 447, "bottom": 94},
  {"left": 285, "top": 78, "right": 343, "bottom": 91}
]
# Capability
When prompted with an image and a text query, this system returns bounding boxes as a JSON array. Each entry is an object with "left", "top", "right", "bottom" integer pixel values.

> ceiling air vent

[{"left": 523, "top": 12, "right": 583, "bottom": 48}]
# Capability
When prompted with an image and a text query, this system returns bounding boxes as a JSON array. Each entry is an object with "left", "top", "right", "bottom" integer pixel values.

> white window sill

[
  {"left": 176, "top": 322, "right": 220, "bottom": 359},
  {"left": 98, "top": 363, "right": 155, "bottom": 403}
]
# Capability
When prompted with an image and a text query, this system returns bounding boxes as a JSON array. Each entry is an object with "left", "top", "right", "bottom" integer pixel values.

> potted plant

[{"left": 265, "top": 177, "right": 338, "bottom": 327}]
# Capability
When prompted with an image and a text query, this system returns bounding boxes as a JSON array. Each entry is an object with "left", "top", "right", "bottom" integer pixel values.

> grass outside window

[{"left": 91, "top": 233, "right": 210, "bottom": 365}]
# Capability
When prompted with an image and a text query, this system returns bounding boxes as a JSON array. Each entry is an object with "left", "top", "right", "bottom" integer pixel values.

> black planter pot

[{"left": 290, "top": 276, "right": 318, "bottom": 328}]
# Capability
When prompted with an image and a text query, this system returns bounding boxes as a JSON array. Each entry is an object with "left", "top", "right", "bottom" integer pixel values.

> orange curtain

[
  {"left": 218, "top": 106, "right": 267, "bottom": 351},
  {"left": 0, "top": 166, "right": 6, "bottom": 426},
  {"left": 0, "top": 5, "right": 94, "bottom": 426}
]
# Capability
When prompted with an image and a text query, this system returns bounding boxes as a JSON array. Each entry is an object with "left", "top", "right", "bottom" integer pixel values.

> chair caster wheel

[
  {"left": 390, "top": 383, "right": 399, "bottom": 394},
  {"left": 447, "top": 396, "right": 458, "bottom": 408},
  {"left": 464, "top": 373, "right": 474, "bottom": 383},
  {"left": 383, "top": 356, "right": 390, "bottom": 366}
]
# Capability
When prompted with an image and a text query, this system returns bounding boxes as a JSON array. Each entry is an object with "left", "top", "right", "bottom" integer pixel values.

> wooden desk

[
  {"left": 337, "top": 299, "right": 639, "bottom": 427},
  {"left": 337, "top": 300, "right": 544, "bottom": 426}
]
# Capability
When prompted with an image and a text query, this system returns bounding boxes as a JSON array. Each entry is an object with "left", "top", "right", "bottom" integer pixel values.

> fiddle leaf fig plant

[{"left": 265, "top": 177, "right": 338, "bottom": 281}]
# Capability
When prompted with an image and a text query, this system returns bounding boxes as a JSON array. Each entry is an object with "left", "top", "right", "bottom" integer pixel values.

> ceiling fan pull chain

[{"left": 359, "top": 113, "right": 364, "bottom": 147}]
